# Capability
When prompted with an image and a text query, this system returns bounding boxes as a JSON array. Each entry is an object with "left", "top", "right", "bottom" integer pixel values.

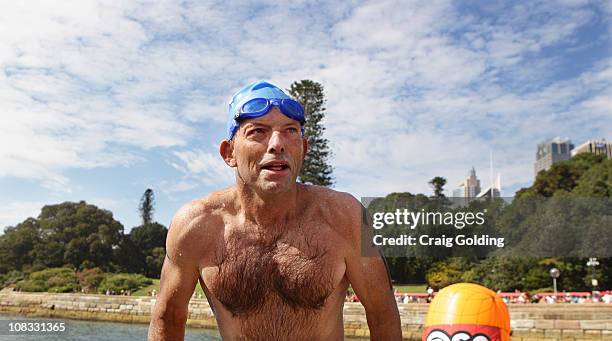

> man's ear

[
  {"left": 220, "top": 140, "right": 237, "bottom": 167},
  {"left": 302, "top": 135, "right": 308, "bottom": 161}
]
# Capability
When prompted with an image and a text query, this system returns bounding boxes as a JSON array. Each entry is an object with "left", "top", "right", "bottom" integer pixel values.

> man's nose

[{"left": 267, "top": 131, "right": 285, "bottom": 154}]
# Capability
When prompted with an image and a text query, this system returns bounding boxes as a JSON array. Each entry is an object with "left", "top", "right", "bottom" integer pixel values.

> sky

[{"left": 1, "top": 0, "right": 611, "bottom": 232}]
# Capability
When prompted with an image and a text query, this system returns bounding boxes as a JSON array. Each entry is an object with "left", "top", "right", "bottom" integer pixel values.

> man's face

[{"left": 230, "top": 108, "right": 306, "bottom": 194}]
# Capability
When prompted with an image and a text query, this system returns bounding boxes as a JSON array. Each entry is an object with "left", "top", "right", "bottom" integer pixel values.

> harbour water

[{"left": 0, "top": 314, "right": 221, "bottom": 340}]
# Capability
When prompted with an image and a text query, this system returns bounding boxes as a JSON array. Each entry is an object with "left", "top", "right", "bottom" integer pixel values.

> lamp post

[
  {"left": 586, "top": 257, "right": 600, "bottom": 295},
  {"left": 549, "top": 268, "right": 560, "bottom": 294}
]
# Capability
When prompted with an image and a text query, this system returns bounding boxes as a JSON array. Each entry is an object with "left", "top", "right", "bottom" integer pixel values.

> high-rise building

[
  {"left": 571, "top": 139, "right": 612, "bottom": 159},
  {"left": 534, "top": 138, "right": 574, "bottom": 176},
  {"left": 476, "top": 187, "right": 501, "bottom": 198},
  {"left": 453, "top": 167, "right": 481, "bottom": 198},
  {"left": 476, "top": 173, "right": 502, "bottom": 199}
]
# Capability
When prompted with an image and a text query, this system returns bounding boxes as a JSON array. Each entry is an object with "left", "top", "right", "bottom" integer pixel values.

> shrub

[
  {"left": 98, "top": 273, "right": 152, "bottom": 294},
  {"left": 0, "top": 270, "right": 25, "bottom": 288},
  {"left": 15, "top": 267, "right": 77, "bottom": 293},
  {"left": 77, "top": 267, "right": 105, "bottom": 293},
  {"left": 15, "top": 279, "right": 47, "bottom": 292}
]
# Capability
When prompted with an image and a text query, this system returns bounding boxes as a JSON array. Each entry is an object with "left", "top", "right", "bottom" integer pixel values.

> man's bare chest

[{"left": 201, "top": 222, "right": 346, "bottom": 316}]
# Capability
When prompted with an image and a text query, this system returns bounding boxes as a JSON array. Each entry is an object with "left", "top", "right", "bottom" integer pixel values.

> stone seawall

[{"left": 1, "top": 292, "right": 611, "bottom": 340}]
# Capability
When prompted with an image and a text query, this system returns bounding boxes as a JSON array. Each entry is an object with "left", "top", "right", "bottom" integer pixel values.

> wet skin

[{"left": 148, "top": 109, "right": 402, "bottom": 340}]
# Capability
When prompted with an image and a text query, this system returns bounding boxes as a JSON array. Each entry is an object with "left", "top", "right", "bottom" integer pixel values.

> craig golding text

[{"left": 373, "top": 234, "right": 505, "bottom": 248}]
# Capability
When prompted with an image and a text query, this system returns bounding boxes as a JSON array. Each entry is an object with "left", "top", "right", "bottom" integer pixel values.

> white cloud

[
  {"left": 159, "top": 180, "right": 200, "bottom": 195},
  {"left": 0, "top": 201, "right": 45, "bottom": 230},
  {"left": 0, "top": 0, "right": 609, "bottom": 200},
  {"left": 0, "top": 1, "right": 195, "bottom": 190},
  {"left": 171, "top": 148, "right": 234, "bottom": 188}
]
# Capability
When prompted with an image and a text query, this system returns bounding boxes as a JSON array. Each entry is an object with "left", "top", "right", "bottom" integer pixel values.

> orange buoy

[{"left": 423, "top": 283, "right": 510, "bottom": 341}]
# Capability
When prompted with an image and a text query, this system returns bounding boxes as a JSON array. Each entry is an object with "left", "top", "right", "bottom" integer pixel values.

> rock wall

[{"left": 1, "top": 292, "right": 611, "bottom": 340}]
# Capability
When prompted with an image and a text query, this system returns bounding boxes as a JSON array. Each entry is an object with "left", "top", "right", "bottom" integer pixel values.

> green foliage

[
  {"left": 288, "top": 80, "right": 334, "bottom": 186},
  {"left": 376, "top": 153, "right": 612, "bottom": 291},
  {"left": 471, "top": 258, "right": 590, "bottom": 292},
  {"left": 98, "top": 273, "right": 152, "bottom": 294},
  {"left": 33, "top": 201, "right": 124, "bottom": 271},
  {"left": 426, "top": 258, "right": 474, "bottom": 289},
  {"left": 517, "top": 153, "right": 606, "bottom": 197},
  {"left": 429, "top": 177, "right": 447, "bottom": 198},
  {"left": 10, "top": 267, "right": 159, "bottom": 295},
  {"left": 131, "top": 278, "right": 160, "bottom": 296},
  {"left": 467, "top": 257, "right": 533, "bottom": 291},
  {"left": 15, "top": 267, "right": 77, "bottom": 293},
  {"left": 0, "top": 270, "right": 26, "bottom": 288},
  {"left": 130, "top": 223, "right": 167, "bottom": 255},
  {"left": 387, "top": 257, "right": 435, "bottom": 284},
  {"left": 573, "top": 159, "right": 612, "bottom": 197},
  {"left": 0, "top": 201, "right": 128, "bottom": 275},
  {"left": 0, "top": 218, "right": 40, "bottom": 273},
  {"left": 139, "top": 189, "right": 155, "bottom": 225},
  {"left": 77, "top": 267, "right": 105, "bottom": 293},
  {"left": 113, "top": 234, "right": 144, "bottom": 274},
  {"left": 145, "top": 247, "right": 166, "bottom": 279},
  {"left": 0, "top": 198, "right": 167, "bottom": 285},
  {"left": 15, "top": 279, "right": 47, "bottom": 292},
  {"left": 130, "top": 190, "right": 167, "bottom": 278},
  {"left": 129, "top": 223, "right": 167, "bottom": 278}
]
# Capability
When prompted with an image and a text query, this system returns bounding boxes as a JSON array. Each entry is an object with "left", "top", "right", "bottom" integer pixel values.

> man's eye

[
  {"left": 250, "top": 128, "right": 265, "bottom": 135},
  {"left": 287, "top": 127, "right": 299, "bottom": 133}
]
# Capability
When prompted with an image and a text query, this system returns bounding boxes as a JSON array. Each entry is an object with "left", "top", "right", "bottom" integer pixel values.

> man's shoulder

[
  {"left": 166, "top": 188, "right": 235, "bottom": 260},
  {"left": 301, "top": 185, "right": 364, "bottom": 236},
  {"left": 302, "top": 184, "right": 362, "bottom": 214},
  {"left": 173, "top": 187, "right": 235, "bottom": 225}
]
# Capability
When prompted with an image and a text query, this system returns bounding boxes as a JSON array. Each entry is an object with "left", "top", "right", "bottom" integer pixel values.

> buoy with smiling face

[{"left": 423, "top": 283, "right": 510, "bottom": 341}]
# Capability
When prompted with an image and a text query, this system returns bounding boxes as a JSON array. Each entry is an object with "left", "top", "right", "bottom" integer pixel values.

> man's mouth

[{"left": 261, "top": 161, "right": 290, "bottom": 172}]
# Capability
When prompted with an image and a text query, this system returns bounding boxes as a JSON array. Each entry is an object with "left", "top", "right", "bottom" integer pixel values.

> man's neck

[{"left": 236, "top": 183, "right": 300, "bottom": 228}]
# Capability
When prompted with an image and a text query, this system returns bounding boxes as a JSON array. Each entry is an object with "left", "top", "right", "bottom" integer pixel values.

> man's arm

[
  {"left": 148, "top": 204, "right": 203, "bottom": 341},
  {"left": 343, "top": 197, "right": 402, "bottom": 341}
]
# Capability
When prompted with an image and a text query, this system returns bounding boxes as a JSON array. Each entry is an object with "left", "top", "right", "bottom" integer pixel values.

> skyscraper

[
  {"left": 453, "top": 167, "right": 481, "bottom": 198},
  {"left": 534, "top": 138, "right": 574, "bottom": 177},
  {"left": 571, "top": 139, "right": 612, "bottom": 159},
  {"left": 476, "top": 173, "right": 502, "bottom": 199}
]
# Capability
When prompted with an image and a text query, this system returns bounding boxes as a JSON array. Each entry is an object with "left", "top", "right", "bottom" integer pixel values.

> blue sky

[{"left": 1, "top": 0, "right": 610, "bottom": 232}]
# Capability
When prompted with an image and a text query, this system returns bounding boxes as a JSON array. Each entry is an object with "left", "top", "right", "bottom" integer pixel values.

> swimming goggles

[{"left": 235, "top": 97, "right": 305, "bottom": 125}]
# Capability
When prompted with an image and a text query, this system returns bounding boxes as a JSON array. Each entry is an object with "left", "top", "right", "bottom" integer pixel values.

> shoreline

[{"left": 2, "top": 292, "right": 612, "bottom": 340}]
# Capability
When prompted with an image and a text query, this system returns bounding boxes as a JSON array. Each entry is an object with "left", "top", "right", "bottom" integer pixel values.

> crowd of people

[
  {"left": 345, "top": 288, "right": 612, "bottom": 304},
  {"left": 498, "top": 291, "right": 612, "bottom": 304}
]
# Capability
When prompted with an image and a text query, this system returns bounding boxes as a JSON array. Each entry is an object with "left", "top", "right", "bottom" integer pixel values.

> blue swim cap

[{"left": 227, "top": 80, "right": 304, "bottom": 140}]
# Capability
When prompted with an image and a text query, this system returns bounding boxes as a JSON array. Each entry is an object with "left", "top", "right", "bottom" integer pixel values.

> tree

[
  {"left": 0, "top": 201, "right": 125, "bottom": 274},
  {"left": 139, "top": 189, "right": 155, "bottom": 225},
  {"left": 145, "top": 247, "right": 166, "bottom": 278},
  {"left": 573, "top": 159, "right": 612, "bottom": 197},
  {"left": 0, "top": 218, "right": 40, "bottom": 273},
  {"left": 129, "top": 222, "right": 168, "bottom": 278},
  {"left": 288, "top": 80, "right": 334, "bottom": 186},
  {"left": 516, "top": 153, "right": 606, "bottom": 197},
  {"left": 429, "top": 176, "right": 447, "bottom": 198},
  {"left": 113, "top": 234, "right": 144, "bottom": 274},
  {"left": 426, "top": 258, "right": 473, "bottom": 289},
  {"left": 130, "top": 223, "right": 167, "bottom": 253}
]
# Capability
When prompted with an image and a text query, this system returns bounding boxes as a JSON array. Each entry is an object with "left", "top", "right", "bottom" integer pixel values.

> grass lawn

[
  {"left": 393, "top": 284, "right": 428, "bottom": 293},
  {"left": 132, "top": 279, "right": 205, "bottom": 297}
]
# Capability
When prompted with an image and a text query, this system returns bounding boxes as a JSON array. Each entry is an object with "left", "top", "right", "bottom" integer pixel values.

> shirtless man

[{"left": 148, "top": 81, "right": 402, "bottom": 340}]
